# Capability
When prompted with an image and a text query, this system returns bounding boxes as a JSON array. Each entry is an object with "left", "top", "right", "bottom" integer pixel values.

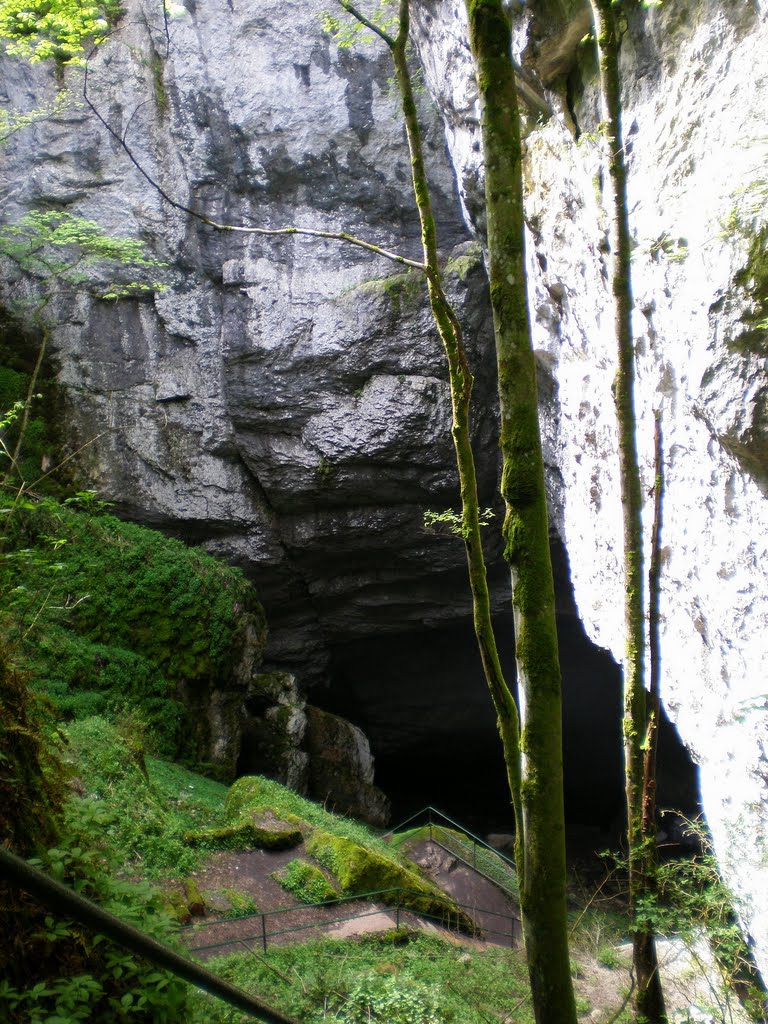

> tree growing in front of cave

[
  {"left": 0, "top": 2, "right": 579, "bottom": 1020},
  {"left": 588, "top": 1, "right": 667, "bottom": 1018}
]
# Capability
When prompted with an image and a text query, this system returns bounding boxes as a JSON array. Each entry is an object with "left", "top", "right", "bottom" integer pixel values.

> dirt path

[{"left": 178, "top": 839, "right": 521, "bottom": 959}]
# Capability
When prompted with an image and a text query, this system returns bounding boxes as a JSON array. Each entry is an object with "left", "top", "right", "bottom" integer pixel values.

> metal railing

[
  {"left": 182, "top": 885, "right": 520, "bottom": 955},
  {"left": 383, "top": 805, "right": 519, "bottom": 900},
  {"left": 0, "top": 847, "right": 297, "bottom": 1024}
]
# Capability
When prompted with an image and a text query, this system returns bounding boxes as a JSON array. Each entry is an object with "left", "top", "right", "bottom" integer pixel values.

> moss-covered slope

[{"left": 0, "top": 498, "right": 267, "bottom": 770}]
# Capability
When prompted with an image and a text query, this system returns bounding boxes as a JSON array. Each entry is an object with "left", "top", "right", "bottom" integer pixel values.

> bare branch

[
  {"left": 81, "top": 46, "right": 425, "bottom": 272},
  {"left": 335, "top": 0, "right": 397, "bottom": 48}
]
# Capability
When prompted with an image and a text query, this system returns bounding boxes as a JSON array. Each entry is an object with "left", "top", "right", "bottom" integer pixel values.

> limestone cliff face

[
  {"left": 1, "top": 0, "right": 768, "bottom": 977},
  {"left": 413, "top": 0, "right": 768, "bottom": 974},
  {"left": 1, "top": 0, "right": 500, "bottom": 681}
]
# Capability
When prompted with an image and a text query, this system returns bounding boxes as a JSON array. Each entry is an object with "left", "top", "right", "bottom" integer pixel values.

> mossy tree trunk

[
  {"left": 589, "top": 2, "right": 667, "bottom": 1020},
  {"left": 464, "top": 3, "right": 576, "bottom": 1022},
  {"left": 336, "top": 0, "right": 524, "bottom": 838}
]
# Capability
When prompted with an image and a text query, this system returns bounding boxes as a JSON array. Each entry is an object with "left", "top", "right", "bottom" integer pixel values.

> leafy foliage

[
  {"left": 0, "top": 91, "right": 72, "bottom": 143},
  {"left": 423, "top": 507, "right": 495, "bottom": 539},
  {"left": 0, "top": 211, "right": 166, "bottom": 302},
  {"left": 320, "top": 0, "right": 397, "bottom": 49},
  {"left": 188, "top": 931, "right": 532, "bottom": 1024},
  {"left": 323, "top": 973, "right": 446, "bottom": 1024},
  {"left": 0, "top": 797, "right": 191, "bottom": 1023},
  {"left": 0, "top": 497, "right": 266, "bottom": 761},
  {"left": 0, "top": 0, "right": 121, "bottom": 64}
]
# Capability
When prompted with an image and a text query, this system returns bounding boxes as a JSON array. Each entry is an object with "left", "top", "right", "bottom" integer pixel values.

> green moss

[
  {"left": 225, "top": 775, "right": 390, "bottom": 851},
  {"left": 307, "top": 830, "right": 471, "bottom": 928},
  {"left": 354, "top": 269, "right": 423, "bottom": 310},
  {"left": 274, "top": 858, "right": 339, "bottom": 904},
  {"left": 730, "top": 224, "right": 768, "bottom": 356},
  {"left": 184, "top": 876, "right": 205, "bottom": 915},
  {"left": 444, "top": 243, "right": 484, "bottom": 283},
  {"left": 0, "top": 498, "right": 266, "bottom": 762},
  {"left": 216, "top": 888, "right": 259, "bottom": 917},
  {"left": 150, "top": 50, "right": 168, "bottom": 117},
  {"left": 0, "top": 652, "right": 63, "bottom": 858},
  {"left": 183, "top": 812, "right": 303, "bottom": 852},
  {"left": 163, "top": 888, "right": 192, "bottom": 924}
]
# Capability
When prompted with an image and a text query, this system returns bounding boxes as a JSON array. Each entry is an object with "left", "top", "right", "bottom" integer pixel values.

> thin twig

[
  {"left": 25, "top": 431, "right": 109, "bottom": 492},
  {"left": 81, "top": 48, "right": 425, "bottom": 272},
  {"left": 337, "top": 0, "right": 396, "bottom": 47},
  {"left": 237, "top": 941, "right": 293, "bottom": 986},
  {"left": 445, "top": 980, "right": 499, "bottom": 1024}
]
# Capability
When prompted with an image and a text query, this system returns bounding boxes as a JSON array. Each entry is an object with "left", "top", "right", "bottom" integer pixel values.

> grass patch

[
  {"left": 188, "top": 931, "right": 533, "bottom": 1024},
  {"left": 274, "top": 858, "right": 339, "bottom": 904},
  {"left": 64, "top": 717, "right": 230, "bottom": 878}
]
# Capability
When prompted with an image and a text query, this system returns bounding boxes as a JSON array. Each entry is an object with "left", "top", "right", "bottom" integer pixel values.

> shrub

[{"left": 321, "top": 973, "right": 446, "bottom": 1024}]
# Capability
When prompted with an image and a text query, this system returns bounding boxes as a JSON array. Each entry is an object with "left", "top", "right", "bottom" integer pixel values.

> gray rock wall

[
  {"left": 412, "top": 0, "right": 768, "bottom": 975},
  {"left": 2, "top": 0, "right": 768, "bottom": 978}
]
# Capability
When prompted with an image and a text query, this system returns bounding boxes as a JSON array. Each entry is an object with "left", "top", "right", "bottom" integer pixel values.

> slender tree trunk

[
  {"left": 589, "top": 2, "right": 666, "bottom": 1019},
  {"left": 465, "top": 3, "right": 576, "bottom": 1021},
  {"left": 644, "top": 413, "right": 663, "bottom": 843},
  {"left": 337, "top": 0, "right": 524, "bottom": 841},
  {"left": 389, "top": 3, "right": 524, "bottom": 834}
]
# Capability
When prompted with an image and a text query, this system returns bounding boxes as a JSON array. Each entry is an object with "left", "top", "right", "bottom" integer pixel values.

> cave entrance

[{"left": 318, "top": 540, "right": 701, "bottom": 847}]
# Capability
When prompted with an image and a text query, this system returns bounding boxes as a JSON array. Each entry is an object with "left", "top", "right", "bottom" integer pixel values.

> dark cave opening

[{"left": 318, "top": 541, "right": 701, "bottom": 846}]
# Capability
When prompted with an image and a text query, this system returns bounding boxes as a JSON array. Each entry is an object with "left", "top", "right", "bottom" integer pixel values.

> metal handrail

[
  {"left": 382, "top": 805, "right": 518, "bottom": 898},
  {"left": 0, "top": 847, "right": 298, "bottom": 1024},
  {"left": 182, "top": 885, "right": 520, "bottom": 954},
  {"left": 384, "top": 805, "right": 517, "bottom": 871}
]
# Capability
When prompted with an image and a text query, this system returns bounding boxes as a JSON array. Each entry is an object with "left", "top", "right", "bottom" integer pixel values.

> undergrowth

[
  {"left": 0, "top": 496, "right": 266, "bottom": 763},
  {"left": 64, "top": 717, "right": 229, "bottom": 878},
  {"left": 188, "top": 930, "right": 533, "bottom": 1024}
]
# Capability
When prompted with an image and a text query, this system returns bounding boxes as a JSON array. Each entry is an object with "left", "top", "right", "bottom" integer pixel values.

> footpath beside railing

[
  {"left": 1, "top": 807, "right": 522, "bottom": 1019},
  {"left": 383, "top": 805, "right": 519, "bottom": 900},
  {"left": 183, "top": 885, "right": 520, "bottom": 956}
]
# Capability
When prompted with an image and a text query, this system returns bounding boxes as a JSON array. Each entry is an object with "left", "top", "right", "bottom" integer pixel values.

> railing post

[
  {"left": 429, "top": 807, "right": 432, "bottom": 843},
  {"left": 262, "top": 913, "right": 268, "bottom": 953},
  {"left": 395, "top": 903, "right": 400, "bottom": 929}
]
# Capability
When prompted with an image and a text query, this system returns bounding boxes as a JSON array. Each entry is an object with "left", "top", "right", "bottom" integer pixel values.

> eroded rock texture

[
  {"left": 413, "top": 0, "right": 768, "bottom": 973},
  {"left": 1, "top": 0, "right": 768, "bottom": 976}
]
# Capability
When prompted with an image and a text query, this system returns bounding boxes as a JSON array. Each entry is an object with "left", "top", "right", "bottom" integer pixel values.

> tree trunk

[
  {"left": 465, "top": 3, "right": 576, "bottom": 1022},
  {"left": 388, "top": 2, "right": 524, "bottom": 833},
  {"left": 337, "top": 0, "right": 525, "bottom": 838},
  {"left": 589, "top": 2, "right": 667, "bottom": 1019}
]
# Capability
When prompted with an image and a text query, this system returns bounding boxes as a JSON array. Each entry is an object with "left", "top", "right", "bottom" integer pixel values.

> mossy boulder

[
  {"left": 224, "top": 775, "right": 284, "bottom": 820},
  {"left": 184, "top": 807, "right": 303, "bottom": 852},
  {"left": 307, "top": 830, "right": 473, "bottom": 930}
]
